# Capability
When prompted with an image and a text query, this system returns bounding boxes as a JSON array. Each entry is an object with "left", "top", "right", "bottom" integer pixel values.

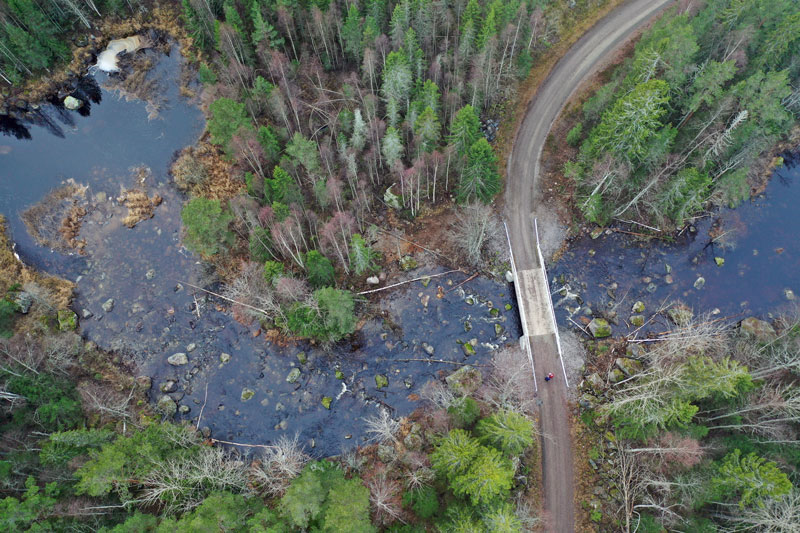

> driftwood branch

[
  {"left": 397, "top": 358, "right": 487, "bottom": 367},
  {"left": 357, "top": 270, "right": 462, "bottom": 295}
]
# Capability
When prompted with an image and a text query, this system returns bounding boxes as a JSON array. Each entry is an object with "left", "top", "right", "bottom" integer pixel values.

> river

[{"left": 0, "top": 47, "right": 521, "bottom": 455}]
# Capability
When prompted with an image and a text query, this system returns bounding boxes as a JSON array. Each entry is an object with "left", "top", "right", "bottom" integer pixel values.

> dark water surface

[
  {"left": 551, "top": 153, "right": 800, "bottom": 337},
  {"left": 0, "top": 49, "right": 521, "bottom": 455}
]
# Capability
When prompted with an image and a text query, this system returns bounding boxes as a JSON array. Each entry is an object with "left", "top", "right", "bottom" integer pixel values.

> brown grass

[
  {"left": 21, "top": 181, "right": 89, "bottom": 254},
  {"left": 0, "top": 215, "right": 74, "bottom": 310}
]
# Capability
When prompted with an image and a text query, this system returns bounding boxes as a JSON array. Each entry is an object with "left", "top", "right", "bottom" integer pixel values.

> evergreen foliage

[
  {"left": 458, "top": 138, "right": 501, "bottom": 203},
  {"left": 181, "top": 198, "right": 234, "bottom": 256},
  {"left": 304, "top": 250, "right": 335, "bottom": 288}
]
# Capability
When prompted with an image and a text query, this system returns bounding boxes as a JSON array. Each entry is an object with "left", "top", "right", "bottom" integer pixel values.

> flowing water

[
  {"left": 551, "top": 153, "right": 800, "bottom": 337},
  {"left": 0, "top": 48, "right": 521, "bottom": 455}
]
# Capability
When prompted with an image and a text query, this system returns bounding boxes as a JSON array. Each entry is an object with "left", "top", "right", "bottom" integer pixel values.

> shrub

[
  {"left": 447, "top": 397, "right": 480, "bottom": 429},
  {"left": 566, "top": 122, "right": 583, "bottom": 147},
  {"left": 40, "top": 429, "right": 114, "bottom": 466},
  {"left": 286, "top": 288, "right": 355, "bottom": 342},
  {"left": 475, "top": 410, "right": 535, "bottom": 456},
  {"left": 1, "top": 370, "right": 82, "bottom": 432},
  {"left": 181, "top": 198, "right": 234, "bottom": 256},
  {"left": 197, "top": 63, "right": 217, "bottom": 85},
  {"left": 304, "top": 251, "right": 335, "bottom": 288},
  {"left": 263, "top": 261, "right": 284, "bottom": 284}
]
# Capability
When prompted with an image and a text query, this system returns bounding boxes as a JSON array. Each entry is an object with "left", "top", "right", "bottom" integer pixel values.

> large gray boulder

[
  {"left": 588, "top": 318, "right": 612, "bottom": 338},
  {"left": 167, "top": 352, "right": 188, "bottom": 366},
  {"left": 740, "top": 317, "right": 776, "bottom": 341}
]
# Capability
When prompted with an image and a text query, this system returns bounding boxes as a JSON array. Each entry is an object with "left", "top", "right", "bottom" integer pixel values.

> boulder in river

[
  {"left": 167, "top": 352, "right": 188, "bottom": 366},
  {"left": 631, "top": 301, "right": 645, "bottom": 314},
  {"left": 446, "top": 365, "right": 482, "bottom": 396},
  {"left": 286, "top": 368, "right": 301, "bottom": 383},
  {"left": 102, "top": 298, "right": 115, "bottom": 313},
  {"left": 157, "top": 395, "right": 177, "bottom": 417},
  {"left": 241, "top": 388, "right": 255, "bottom": 402},
  {"left": 63, "top": 96, "right": 83, "bottom": 110},
  {"left": 739, "top": 317, "right": 776, "bottom": 341},
  {"left": 629, "top": 315, "right": 644, "bottom": 327},
  {"left": 588, "top": 318, "right": 612, "bottom": 338}
]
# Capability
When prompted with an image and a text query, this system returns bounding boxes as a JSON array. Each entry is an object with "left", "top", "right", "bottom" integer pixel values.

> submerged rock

[
  {"left": 422, "top": 342, "right": 435, "bottom": 355},
  {"left": 740, "top": 317, "right": 776, "bottom": 341},
  {"left": 102, "top": 298, "right": 115, "bottom": 313},
  {"left": 784, "top": 288, "right": 796, "bottom": 301},
  {"left": 220, "top": 352, "right": 231, "bottom": 363},
  {"left": 629, "top": 315, "right": 644, "bottom": 327},
  {"left": 693, "top": 277, "right": 706, "bottom": 290},
  {"left": 446, "top": 365, "right": 482, "bottom": 395},
  {"left": 295, "top": 351, "right": 307, "bottom": 364},
  {"left": 588, "top": 318, "right": 612, "bottom": 338},
  {"left": 167, "top": 352, "right": 188, "bottom": 366},
  {"left": 286, "top": 368, "right": 301, "bottom": 383},
  {"left": 241, "top": 388, "right": 255, "bottom": 402}
]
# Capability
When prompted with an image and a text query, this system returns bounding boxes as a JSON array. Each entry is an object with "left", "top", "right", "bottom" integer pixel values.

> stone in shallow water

[
  {"left": 588, "top": 318, "right": 611, "bottom": 338},
  {"left": 375, "top": 374, "right": 389, "bottom": 389},
  {"left": 693, "top": 277, "right": 705, "bottom": 290},
  {"left": 739, "top": 317, "right": 776, "bottom": 341},
  {"left": 63, "top": 95, "right": 83, "bottom": 110},
  {"left": 241, "top": 388, "right": 255, "bottom": 402},
  {"left": 321, "top": 397, "right": 332, "bottom": 409},
  {"left": 220, "top": 352, "right": 231, "bottom": 363},
  {"left": 715, "top": 257, "right": 725, "bottom": 267},
  {"left": 157, "top": 395, "right": 177, "bottom": 417},
  {"left": 631, "top": 301, "right": 645, "bottom": 314},
  {"left": 167, "top": 352, "right": 188, "bottom": 366},
  {"left": 784, "top": 288, "right": 796, "bottom": 301},
  {"left": 630, "top": 315, "right": 644, "bottom": 327},
  {"left": 462, "top": 342, "right": 476, "bottom": 356},
  {"left": 286, "top": 368, "right": 301, "bottom": 383},
  {"left": 102, "top": 298, "right": 115, "bottom": 313}
]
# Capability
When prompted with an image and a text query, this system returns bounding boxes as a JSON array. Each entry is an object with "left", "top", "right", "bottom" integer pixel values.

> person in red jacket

[{"left": 544, "top": 372, "right": 555, "bottom": 382}]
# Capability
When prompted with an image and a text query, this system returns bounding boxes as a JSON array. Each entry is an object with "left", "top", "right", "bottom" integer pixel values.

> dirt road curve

[{"left": 504, "top": 1, "right": 674, "bottom": 531}]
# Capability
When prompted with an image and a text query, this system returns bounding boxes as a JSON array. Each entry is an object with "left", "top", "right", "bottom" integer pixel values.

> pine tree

[
  {"left": 475, "top": 410, "right": 534, "bottom": 456},
  {"left": 458, "top": 138, "right": 500, "bottom": 203},
  {"left": 382, "top": 126, "right": 404, "bottom": 168},
  {"left": 342, "top": 4, "right": 363, "bottom": 63},
  {"left": 449, "top": 105, "right": 481, "bottom": 157},
  {"left": 349, "top": 234, "right": 380, "bottom": 275},
  {"left": 351, "top": 109, "right": 368, "bottom": 152},
  {"left": 713, "top": 450, "right": 792, "bottom": 508},
  {"left": 414, "top": 106, "right": 441, "bottom": 154}
]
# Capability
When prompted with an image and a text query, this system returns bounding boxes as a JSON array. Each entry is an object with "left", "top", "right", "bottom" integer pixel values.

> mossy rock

[
  {"left": 286, "top": 368, "right": 301, "bottom": 383},
  {"left": 321, "top": 397, "right": 332, "bottom": 409},
  {"left": 335, "top": 369, "right": 345, "bottom": 380},
  {"left": 489, "top": 307, "right": 500, "bottom": 317},
  {"left": 241, "top": 388, "right": 255, "bottom": 402},
  {"left": 399, "top": 255, "right": 418, "bottom": 271},
  {"left": 57, "top": 309, "right": 78, "bottom": 331},
  {"left": 739, "top": 317, "right": 776, "bottom": 341},
  {"left": 588, "top": 318, "right": 612, "bottom": 338},
  {"left": 629, "top": 315, "right": 644, "bottom": 327},
  {"left": 631, "top": 301, "right": 645, "bottom": 314},
  {"left": 494, "top": 323, "right": 505, "bottom": 336},
  {"left": 715, "top": 257, "right": 725, "bottom": 267},
  {"left": 157, "top": 395, "right": 177, "bottom": 417},
  {"left": 375, "top": 374, "right": 389, "bottom": 389},
  {"left": 445, "top": 365, "right": 482, "bottom": 395},
  {"left": 296, "top": 351, "right": 307, "bottom": 364},
  {"left": 505, "top": 303, "right": 513, "bottom": 311},
  {"left": 462, "top": 342, "right": 476, "bottom": 356},
  {"left": 463, "top": 320, "right": 472, "bottom": 332},
  {"left": 420, "top": 276, "right": 431, "bottom": 287}
]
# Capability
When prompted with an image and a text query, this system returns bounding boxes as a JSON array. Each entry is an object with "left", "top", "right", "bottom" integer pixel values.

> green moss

[{"left": 375, "top": 374, "right": 388, "bottom": 389}]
